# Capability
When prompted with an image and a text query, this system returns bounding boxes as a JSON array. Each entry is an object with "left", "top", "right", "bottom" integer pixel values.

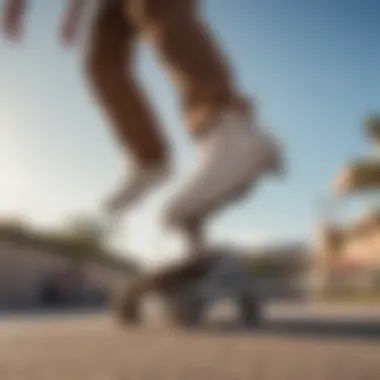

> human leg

[
  {"left": 85, "top": 0, "right": 171, "bottom": 215},
  {"left": 126, "top": 0, "right": 284, "bottom": 230}
]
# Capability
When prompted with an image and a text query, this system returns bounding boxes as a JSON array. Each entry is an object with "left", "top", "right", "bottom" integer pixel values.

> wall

[{"left": 0, "top": 242, "right": 131, "bottom": 310}]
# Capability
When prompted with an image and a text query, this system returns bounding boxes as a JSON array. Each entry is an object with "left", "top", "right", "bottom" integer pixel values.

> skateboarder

[{"left": 2, "top": 0, "right": 283, "bottom": 237}]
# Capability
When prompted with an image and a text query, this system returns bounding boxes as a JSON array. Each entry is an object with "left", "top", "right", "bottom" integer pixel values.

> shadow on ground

[{"left": 201, "top": 319, "right": 380, "bottom": 341}]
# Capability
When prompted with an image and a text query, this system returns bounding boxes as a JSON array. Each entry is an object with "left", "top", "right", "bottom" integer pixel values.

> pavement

[{"left": 0, "top": 302, "right": 379, "bottom": 380}]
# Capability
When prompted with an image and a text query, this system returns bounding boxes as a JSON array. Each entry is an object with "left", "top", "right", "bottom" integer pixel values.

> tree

[
  {"left": 61, "top": 214, "right": 108, "bottom": 250},
  {"left": 0, "top": 215, "right": 139, "bottom": 273},
  {"left": 365, "top": 114, "right": 380, "bottom": 144}
]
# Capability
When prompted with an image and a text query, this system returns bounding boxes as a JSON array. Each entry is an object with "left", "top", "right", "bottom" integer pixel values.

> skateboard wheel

[
  {"left": 238, "top": 294, "right": 262, "bottom": 327},
  {"left": 166, "top": 293, "right": 204, "bottom": 327},
  {"left": 113, "top": 287, "right": 142, "bottom": 325}
]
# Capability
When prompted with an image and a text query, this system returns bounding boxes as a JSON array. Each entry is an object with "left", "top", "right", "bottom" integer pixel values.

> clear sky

[{"left": 0, "top": 0, "right": 379, "bottom": 266}]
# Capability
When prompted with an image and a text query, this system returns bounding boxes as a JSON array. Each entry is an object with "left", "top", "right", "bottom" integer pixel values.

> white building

[{"left": 0, "top": 240, "right": 136, "bottom": 310}]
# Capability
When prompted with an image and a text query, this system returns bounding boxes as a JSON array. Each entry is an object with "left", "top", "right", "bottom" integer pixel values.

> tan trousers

[{"left": 86, "top": 0, "right": 249, "bottom": 166}]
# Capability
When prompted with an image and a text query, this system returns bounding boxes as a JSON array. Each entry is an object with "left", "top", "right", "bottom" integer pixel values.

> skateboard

[{"left": 113, "top": 247, "right": 262, "bottom": 327}]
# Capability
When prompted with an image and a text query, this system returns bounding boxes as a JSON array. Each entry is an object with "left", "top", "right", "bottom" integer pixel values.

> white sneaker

[
  {"left": 103, "top": 163, "right": 170, "bottom": 219},
  {"left": 163, "top": 111, "right": 284, "bottom": 228}
]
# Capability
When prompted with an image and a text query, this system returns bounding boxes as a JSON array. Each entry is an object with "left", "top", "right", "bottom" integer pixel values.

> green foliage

[
  {"left": 341, "top": 159, "right": 380, "bottom": 194},
  {"left": 62, "top": 215, "right": 107, "bottom": 248},
  {"left": 365, "top": 114, "right": 380, "bottom": 142},
  {"left": 0, "top": 216, "right": 139, "bottom": 274}
]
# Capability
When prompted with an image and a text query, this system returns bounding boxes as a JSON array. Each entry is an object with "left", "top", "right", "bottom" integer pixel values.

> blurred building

[
  {"left": 0, "top": 240, "right": 136, "bottom": 311},
  {"left": 315, "top": 116, "right": 380, "bottom": 295}
]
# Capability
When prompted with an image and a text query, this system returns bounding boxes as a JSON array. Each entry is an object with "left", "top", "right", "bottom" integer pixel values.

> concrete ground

[{"left": 0, "top": 303, "right": 379, "bottom": 380}]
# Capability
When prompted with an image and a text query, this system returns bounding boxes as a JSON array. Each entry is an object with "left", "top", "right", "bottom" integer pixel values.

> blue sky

[{"left": 0, "top": 1, "right": 379, "bottom": 265}]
